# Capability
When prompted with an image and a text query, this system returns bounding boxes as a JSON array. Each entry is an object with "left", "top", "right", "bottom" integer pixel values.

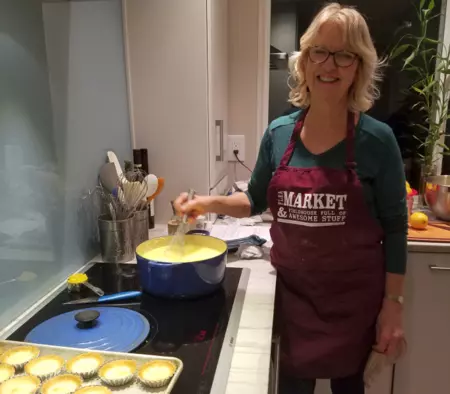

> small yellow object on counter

[
  {"left": 67, "top": 273, "right": 88, "bottom": 285},
  {"left": 410, "top": 212, "right": 429, "bottom": 230}
]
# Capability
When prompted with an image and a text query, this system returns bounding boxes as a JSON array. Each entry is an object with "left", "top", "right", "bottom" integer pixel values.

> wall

[
  {"left": 228, "top": 0, "right": 261, "bottom": 183},
  {"left": 0, "top": 0, "right": 131, "bottom": 332}
]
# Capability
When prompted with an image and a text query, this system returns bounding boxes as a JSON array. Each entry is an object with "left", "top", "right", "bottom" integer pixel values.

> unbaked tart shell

[
  {"left": 74, "top": 386, "right": 112, "bottom": 394},
  {"left": 25, "top": 355, "right": 64, "bottom": 380},
  {"left": 66, "top": 353, "right": 104, "bottom": 379},
  {"left": 0, "top": 375, "right": 40, "bottom": 394},
  {"left": 98, "top": 360, "right": 136, "bottom": 387},
  {"left": 0, "top": 364, "right": 14, "bottom": 384},
  {"left": 0, "top": 346, "right": 40, "bottom": 370},
  {"left": 41, "top": 374, "right": 82, "bottom": 394},
  {"left": 137, "top": 360, "right": 176, "bottom": 388}
]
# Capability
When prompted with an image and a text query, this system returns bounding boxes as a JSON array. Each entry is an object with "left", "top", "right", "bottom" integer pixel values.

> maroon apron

[{"left": 268, "top": 110, "right": 385, "bottom": 379}]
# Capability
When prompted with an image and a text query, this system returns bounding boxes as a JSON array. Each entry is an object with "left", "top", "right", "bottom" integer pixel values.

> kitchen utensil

[
  {"left": 67, "top": 273, "right": 104, "bottom": 296},
  {"left": 425, "top": 175, "right": 450, "bottom": 221},
  {"left": 144, "top": 174, "right": 158, "bottom": 199},
  {"left": 148, "top": 177, "right": 165, "bottom": 201},
  {"left": 95, "top": 184, "right": 128, "bottom": 221},
  {"left": 167, "top": 189, "right": 195, "bottom": 255},
  {"left": 133, "top": 206, "right": 150, "bottom": 248},
  {"left": 98, "top": 215, "right": 134, "bottom": 263},
  {"left": 119, "top": 170, "right": 148, "bottom": 214},
  {"left": 64, "top": 290, "right": 142, "bottom": 305},
  {"left": 408, "top": 221, "right": 450, "bottom": 242},
  {"left": 136, "top": 232, "right": 227, "bottom": 298},
  {"left": 98, "top": 163, "right": 118, "bottom": 193},
  {"left": 25, "top": 307, "right": 150, "bottom": 353},
  {"left": 106, "top": 151, "right": 124, "bottom": 180}
]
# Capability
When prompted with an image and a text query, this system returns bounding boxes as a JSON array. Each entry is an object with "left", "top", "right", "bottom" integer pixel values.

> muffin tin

[{"left": 0, "top": 340, "right": 183, "bottom": 393}]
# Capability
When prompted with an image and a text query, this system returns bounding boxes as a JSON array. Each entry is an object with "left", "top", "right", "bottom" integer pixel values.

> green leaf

[
  {"left": 403, "top": 51, "right": 416, "bottom": 68},
  {"left": 424, "top": 37, "right": 439, "bottom": 45},
  {"left": 428, "top": 0, "right": 435, "bottom": 11},
  {"left": 420, "top": 0, "right": 426, "bottom": 9},
  {"left": 437, "top": 143, "right": 450, "bottom": 150},
  {"left": 391, "top": 44, "right": 411, "bottom": 59}
]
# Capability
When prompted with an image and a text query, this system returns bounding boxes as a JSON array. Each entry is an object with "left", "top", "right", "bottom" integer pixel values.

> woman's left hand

[{"left": 374, "top": 298, "right": 405, "bottom": 357}]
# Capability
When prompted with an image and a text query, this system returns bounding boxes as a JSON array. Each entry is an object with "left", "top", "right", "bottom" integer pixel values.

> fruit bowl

[{"left": 425, "top": 175, "right": 450, "bottom": 221}]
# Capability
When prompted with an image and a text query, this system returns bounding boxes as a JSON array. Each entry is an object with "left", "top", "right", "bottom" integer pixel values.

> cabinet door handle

[
  {"left": 215, "top": 120, "right": 224, "bottom": 162},
  {"left": 271, "top": 336, "right": 281, "bottom": 394},
  {"left": 429, "top": 264, "right": 450, "bottom": 271}
]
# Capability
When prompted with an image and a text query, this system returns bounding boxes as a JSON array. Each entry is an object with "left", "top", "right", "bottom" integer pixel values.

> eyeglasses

[{"left": 308, "top": 46, "right": 358, "bottom": 68}]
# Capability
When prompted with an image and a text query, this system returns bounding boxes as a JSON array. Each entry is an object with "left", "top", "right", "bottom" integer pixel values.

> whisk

[
  {"left": 167, "top": 189, "right": 195, "bottom": 257},
  {"left": 96, "top": 168, "right": 148, "bottom": 220},
  {"left": 119, "top": 170, "right": 148, "bottom": 217}
]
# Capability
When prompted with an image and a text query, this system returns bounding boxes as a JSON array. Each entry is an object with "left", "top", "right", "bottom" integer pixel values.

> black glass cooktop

[{"left": 8, "top": 263, "right": 244, "bottom": 394}]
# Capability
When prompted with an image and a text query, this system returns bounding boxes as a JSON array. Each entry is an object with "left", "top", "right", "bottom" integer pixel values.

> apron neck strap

[
  {"left": 279, "top": 109, "right": 308, "bottom": 167},
  {"left": 280, "top": 109, "right": 356, "bottom": 168}
]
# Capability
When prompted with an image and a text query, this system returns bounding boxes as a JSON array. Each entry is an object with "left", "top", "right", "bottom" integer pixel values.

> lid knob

[{"left": 75, "top": 310, "right": 100, "bottom": 329}]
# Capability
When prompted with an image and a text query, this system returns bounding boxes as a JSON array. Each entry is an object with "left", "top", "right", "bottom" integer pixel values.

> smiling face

[{"left": 304, "top": 21, "right": 359, "bottom": 106}]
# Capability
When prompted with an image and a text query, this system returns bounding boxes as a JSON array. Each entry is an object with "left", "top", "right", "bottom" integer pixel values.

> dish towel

[
  {"left": 236, "top": 245, "right": 264, "bottom": 259},
  {"left": 364, "top": 338, "right": 407, "bottom": 388}
]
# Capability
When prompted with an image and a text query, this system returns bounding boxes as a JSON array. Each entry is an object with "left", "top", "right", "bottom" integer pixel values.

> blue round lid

[{"left": 25, "top": 307, "right": 150, "bottom": 353}]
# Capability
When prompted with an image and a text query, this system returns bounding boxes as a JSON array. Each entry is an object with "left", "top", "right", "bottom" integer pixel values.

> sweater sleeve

[
  {"left": 373, "top": 127, "right": 408, "bottom": 274},
  {"left": 245, "top": 128, "right": 274, "bottom": 215}
]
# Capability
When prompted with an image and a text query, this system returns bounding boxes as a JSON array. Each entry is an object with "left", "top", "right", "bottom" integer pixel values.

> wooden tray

[
  {"left": 0, "top": 340, "right": 183, "bottom": 393},
  {"left": 408, "top": 222, "right": 450, "bottom": 243}
]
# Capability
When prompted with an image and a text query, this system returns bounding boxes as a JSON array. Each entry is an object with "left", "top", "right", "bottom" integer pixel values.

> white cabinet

[
  {"left": 123, "top": 0, "right": 228, "bottom": 221},
  {"left": 393, "top": 252, "right": 450, "bottom": 394}
]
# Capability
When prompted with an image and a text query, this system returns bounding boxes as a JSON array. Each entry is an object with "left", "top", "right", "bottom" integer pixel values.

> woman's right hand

[{"left": 174, "top": 193, "right": 212, "bottom": 222}]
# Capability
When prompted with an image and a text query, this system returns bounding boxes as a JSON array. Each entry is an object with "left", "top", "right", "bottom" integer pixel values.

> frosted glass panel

[{"left": 0, "top": 0, "right": 131, "bottom": 332}]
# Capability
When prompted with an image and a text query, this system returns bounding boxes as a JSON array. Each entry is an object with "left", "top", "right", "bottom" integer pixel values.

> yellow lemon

[{"left": 410, "top": 212, "right": 428, "bottom": 230}]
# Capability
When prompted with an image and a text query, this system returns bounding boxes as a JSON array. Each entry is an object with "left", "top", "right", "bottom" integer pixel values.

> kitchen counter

[{"left": 1, "top": 222, "right": 449, "bottom": 394}]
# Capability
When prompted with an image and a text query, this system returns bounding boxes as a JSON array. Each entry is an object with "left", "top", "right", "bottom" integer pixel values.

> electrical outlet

[{"left": 227, "top": 135, "right": 245, "bottom": 162}]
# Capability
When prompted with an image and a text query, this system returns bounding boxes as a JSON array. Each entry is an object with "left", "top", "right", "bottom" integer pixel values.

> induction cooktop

[{"left": 7, "top": 263, "right": 249, "bottom": 394}]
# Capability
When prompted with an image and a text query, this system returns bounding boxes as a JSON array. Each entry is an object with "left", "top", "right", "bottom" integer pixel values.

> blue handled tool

[{"left": 64, "top": 290, "right": 142, "bottom": 305}]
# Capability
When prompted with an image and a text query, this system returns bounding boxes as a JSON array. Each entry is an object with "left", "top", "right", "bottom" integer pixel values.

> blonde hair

[{"left": 288, "top": 3, "right": 383, "bottom": 112}]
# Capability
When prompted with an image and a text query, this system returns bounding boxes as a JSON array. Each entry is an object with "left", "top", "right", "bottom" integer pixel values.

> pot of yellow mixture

[{"left": 136, "top": 232, "right": 227, "bottom": 298}]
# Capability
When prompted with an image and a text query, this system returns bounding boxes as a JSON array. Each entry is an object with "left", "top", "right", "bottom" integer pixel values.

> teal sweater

[{"left": 246, "top": 110, "right": 408, "bottom": 274}]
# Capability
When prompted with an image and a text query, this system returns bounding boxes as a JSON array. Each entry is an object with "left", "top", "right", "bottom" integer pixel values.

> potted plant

[{"left": 389, "top": 0, "right": 450, "bottom": 197}]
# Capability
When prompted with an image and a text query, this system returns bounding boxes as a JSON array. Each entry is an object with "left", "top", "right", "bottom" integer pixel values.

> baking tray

[{"left": 0, "top": 340, "right": 183, "bottom": 393}]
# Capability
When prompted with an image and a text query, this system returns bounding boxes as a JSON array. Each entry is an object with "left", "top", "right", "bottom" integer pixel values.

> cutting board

[{"left": 408, "top": 222, "right": 450, "bottom": 242}]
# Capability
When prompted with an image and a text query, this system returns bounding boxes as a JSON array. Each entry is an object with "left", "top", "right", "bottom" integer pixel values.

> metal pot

[
  {"left": 136, "top": 233, "right": 227, "bottom": 299},
  {"left": 425, "top": 175, "right": 450, "bottom": 221}
]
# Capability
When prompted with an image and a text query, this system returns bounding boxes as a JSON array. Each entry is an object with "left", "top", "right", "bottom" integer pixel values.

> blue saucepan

[{"left": 136, "top": 231, "right": 228, "bottom": 298}]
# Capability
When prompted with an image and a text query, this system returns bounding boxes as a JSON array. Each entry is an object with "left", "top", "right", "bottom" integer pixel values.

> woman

[{"left": 175, "top": 3, "right": 406, "bottom": 393}]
